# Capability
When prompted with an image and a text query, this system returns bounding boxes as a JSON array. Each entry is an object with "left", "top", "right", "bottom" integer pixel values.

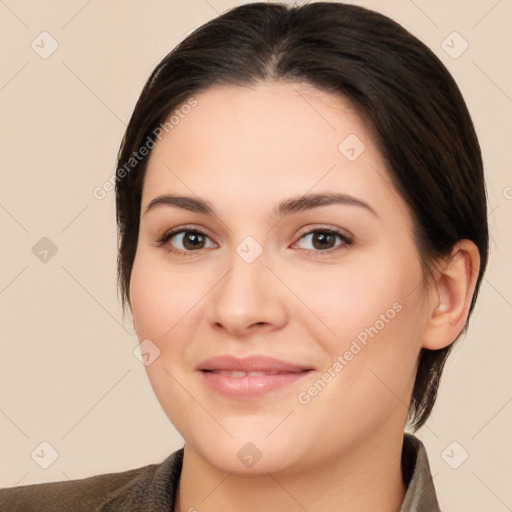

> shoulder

[
  {"left": 0, "top": 465, "right": 150, "bottom": 512},
  {"left": 0, "top": 449, "right": 183, "bottom": 512}
]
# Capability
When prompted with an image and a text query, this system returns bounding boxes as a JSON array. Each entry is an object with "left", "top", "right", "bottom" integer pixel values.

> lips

[
  {"left": 196, "top": 354, "right": 313, "bottom": 373},
  {"left": 196, "top": 355, "right": 314, "bottom": 399},
  {"left": 210, "top": 370, "right": 298, "bottom": 377}
]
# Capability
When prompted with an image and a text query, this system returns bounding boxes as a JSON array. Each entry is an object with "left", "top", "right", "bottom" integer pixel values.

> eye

[
  {"left": 156, "top": 225, "right": 353, "bottom": 257},
  {"left": 156, "top": 226, "right": 216, "bottom": 255},
  {"left": 293, "top": 227, "right": 353, "bottom": 255}
]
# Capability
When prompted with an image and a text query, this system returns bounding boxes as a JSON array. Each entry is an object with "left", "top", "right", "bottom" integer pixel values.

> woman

[{"left": 1, "top": 2, "right": 488, "bottom": 510}]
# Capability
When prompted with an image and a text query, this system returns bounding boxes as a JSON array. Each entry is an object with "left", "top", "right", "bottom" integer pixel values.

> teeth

[
  {"left": 215, "top": 370, "right": 281, "bottom": 377},
  {"left": 219, "top": 371, "right": 248, "bottom": 377}
]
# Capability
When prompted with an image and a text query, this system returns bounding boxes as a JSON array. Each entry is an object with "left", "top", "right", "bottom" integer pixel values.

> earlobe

[{"left": 422, "top": 240, "right": 480, "bottom": 350}]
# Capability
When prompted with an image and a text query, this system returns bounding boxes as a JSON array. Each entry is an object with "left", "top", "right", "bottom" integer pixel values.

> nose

[{"left": 207, "top": 245, "right": 288, "bottom": 337}]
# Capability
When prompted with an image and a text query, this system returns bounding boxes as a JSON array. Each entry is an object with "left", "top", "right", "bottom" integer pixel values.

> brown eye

[
  {"left": 157, "top": 227, "right": 215, "bottom": 255},
  {"left": 311, "top": 232, "right": 337, "bottom": 250},
  {"left": 295, "top": 228, "right": 352, "bottom": 255},
  {"left": 180, "top": 231, "right": 207, "bottom": 250}
]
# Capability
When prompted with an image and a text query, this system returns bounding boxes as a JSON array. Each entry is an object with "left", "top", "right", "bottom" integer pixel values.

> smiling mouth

[
  {"left": 202, "top": 370, "right": 308, "bottom": 377},
  {"left": 199, "top": 369, "right": 313, "bottom": 398}
]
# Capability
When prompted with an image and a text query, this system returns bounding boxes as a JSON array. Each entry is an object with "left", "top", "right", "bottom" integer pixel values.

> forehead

[
  {"left": 141, "top": 81, "right": 407, "bottom": 225},
  {"left": 159, "top": 81, "right": 367, "bottom": 158}
]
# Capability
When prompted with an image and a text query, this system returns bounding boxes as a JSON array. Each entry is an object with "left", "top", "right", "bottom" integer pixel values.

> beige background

[{"left": 1, "top": 0, "right": 511, "bottom": 510}]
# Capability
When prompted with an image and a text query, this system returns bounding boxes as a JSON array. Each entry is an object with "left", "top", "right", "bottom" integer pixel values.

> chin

[
  {"left": 210, "top": 444, "right": 297, "bottom": 475},
  {"left": 186, "top": 431, "right": 306, "bottom": 475}
]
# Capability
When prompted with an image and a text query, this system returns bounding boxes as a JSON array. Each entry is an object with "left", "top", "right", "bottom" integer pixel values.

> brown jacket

[{"left": 0, "top": 434, "right": 441, "bottom": 511}]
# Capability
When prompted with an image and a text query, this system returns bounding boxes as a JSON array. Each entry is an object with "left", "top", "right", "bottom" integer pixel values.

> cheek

[
  {"left": 129, "top": 255, "right": 205, "bottom": 414},
  {"left": 296, "top": 248, "right": 425, "bottom": 399},
  {"left": 294, "top": 254, "right": 412, "bottom": 344},
  {"left": 130, "top": 253, "right": 205, "bottom": 341},
  {"left": 296, "top": 289, "right": 423, "bottom": 445}
]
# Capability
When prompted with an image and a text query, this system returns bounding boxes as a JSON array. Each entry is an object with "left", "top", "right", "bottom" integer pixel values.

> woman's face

[{"left": 130, "top": 81, "right": 430, "bottom": 474}]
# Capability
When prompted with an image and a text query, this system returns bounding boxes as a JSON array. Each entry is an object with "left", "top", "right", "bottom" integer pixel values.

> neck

[{"left": 174, "top": 427, "right": 407, "bottom": 512}]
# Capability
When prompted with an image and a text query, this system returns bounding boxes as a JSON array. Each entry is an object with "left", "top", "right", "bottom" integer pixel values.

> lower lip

[{"left": 199, "top": 370, "right": 312, "bottom": 399}]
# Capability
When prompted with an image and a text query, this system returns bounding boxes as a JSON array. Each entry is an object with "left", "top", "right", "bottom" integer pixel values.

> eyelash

[{"left": 156, "top": 225, "right": 353, "bottom": 257}]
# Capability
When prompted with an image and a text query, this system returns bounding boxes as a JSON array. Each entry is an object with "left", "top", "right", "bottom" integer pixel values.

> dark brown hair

[{"left": 115, "top": 2, "right": 488, "bottom": 430}]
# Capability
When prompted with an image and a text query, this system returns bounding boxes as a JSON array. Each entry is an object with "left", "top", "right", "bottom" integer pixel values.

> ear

[{"left": 421, "top": 240, "right": 481, "bottom": 350}]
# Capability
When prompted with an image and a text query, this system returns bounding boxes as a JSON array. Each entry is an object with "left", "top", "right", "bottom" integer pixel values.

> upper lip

[{"left": 196, "top": 355, "right": 313, "bottom": 372}]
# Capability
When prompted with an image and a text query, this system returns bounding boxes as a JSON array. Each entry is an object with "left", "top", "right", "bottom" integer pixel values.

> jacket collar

[{"left": 399, "top": 434, "right": 441, "bottom": 511}]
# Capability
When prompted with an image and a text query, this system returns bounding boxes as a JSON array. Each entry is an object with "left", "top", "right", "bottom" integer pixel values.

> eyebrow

[{"left": 144, "top": 192, "right": 378, "bottom": 218}]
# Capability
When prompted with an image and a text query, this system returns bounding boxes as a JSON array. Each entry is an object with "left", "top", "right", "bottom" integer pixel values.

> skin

[{"left": 129, "top": 81, "right": 480, "bottom": 512}]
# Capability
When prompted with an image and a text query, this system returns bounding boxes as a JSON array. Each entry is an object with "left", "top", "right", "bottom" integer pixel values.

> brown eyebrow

[{"left": 144, "top": 192, "right": 378, "bottom": 218}]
